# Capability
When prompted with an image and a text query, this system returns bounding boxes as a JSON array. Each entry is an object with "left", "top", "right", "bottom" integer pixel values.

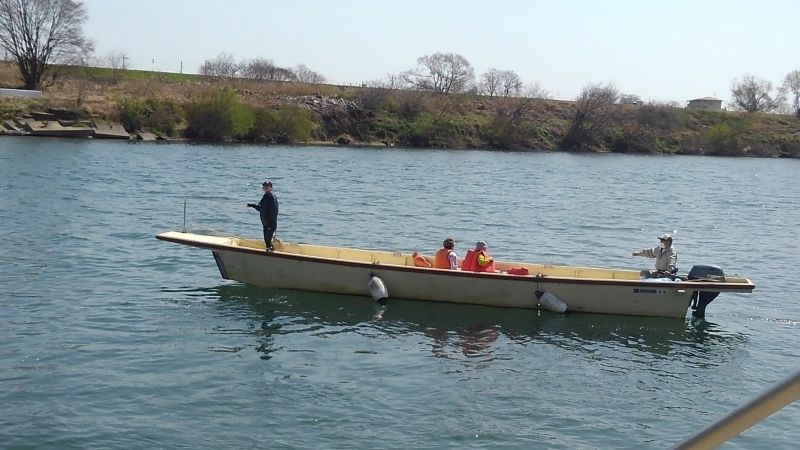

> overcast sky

[{"left": 81, "top": 0, "right": 799, "bottom": 103}]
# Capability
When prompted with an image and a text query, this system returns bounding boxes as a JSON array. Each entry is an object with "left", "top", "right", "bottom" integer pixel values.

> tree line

[
  {"left": 198, "top": 52, "right": 325, "bottom": 84},
  {"left": 2, "top": 0, "right": 799, "bottom": 118}
]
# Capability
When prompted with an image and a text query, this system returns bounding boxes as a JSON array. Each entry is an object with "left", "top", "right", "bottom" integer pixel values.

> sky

[{"left": 81, "top": 0, "right": 799, "bottom": 104}]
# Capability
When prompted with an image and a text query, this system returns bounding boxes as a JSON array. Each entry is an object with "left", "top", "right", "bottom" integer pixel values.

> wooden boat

[{"left": 156, "top": 231, "right": 755, "bottom": 319}]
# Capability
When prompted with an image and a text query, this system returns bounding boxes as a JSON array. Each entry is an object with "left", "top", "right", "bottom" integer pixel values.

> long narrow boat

[{"left": 156, "top": 231, "right": 755, "bottom": 319}]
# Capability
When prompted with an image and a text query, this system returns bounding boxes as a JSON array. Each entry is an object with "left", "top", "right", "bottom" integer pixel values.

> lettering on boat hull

[{"left": 633, "top": 288, "right": 667, "bottom": 294}]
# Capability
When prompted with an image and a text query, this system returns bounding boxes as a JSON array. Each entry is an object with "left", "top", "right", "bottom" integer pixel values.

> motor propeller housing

[{"left": 688, "top": 265, "right": 725, "bottom": 318}]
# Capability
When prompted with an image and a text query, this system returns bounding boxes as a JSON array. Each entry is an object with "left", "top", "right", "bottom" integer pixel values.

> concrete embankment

[{"left": 1, "top": 107, "right": 159, "bottom": 140}]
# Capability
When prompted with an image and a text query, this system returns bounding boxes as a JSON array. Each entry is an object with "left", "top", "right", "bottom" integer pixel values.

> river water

[{"left": 1, "top": 137, "right": 798, "bottom": 449}]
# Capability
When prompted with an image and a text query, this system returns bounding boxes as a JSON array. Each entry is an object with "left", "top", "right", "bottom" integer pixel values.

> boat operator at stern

[{"left": 632, "top": 234, "right": 677, "bottom": 278}]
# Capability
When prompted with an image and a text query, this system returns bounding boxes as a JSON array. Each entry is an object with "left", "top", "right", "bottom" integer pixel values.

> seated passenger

[
  {"left": 434, "top": 238, "right": 458, "bottom": 270},
  {"left": 461, "top": 241, "right": 496, "bottom": 273}
]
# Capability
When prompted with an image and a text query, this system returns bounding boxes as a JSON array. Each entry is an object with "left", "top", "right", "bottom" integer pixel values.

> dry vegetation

[{"left": 2, "top": 61, "right": 799, "bottom": 157}]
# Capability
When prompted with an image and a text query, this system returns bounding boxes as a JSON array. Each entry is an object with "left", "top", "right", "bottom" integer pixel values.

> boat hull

[
  {"left": 156, "top": 231, "right": 754, "bottom": 319},
  {"left": 211, "top": 246, "right": 695, "bottom": 318}
]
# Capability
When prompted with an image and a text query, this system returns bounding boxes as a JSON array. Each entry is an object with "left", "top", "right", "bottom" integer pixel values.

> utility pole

[
  {"left": 122, "top": 55, "right": 129, "bottom": 70},
  {"left": 180, "top": 60, "right": 183, "bottom": 74}
]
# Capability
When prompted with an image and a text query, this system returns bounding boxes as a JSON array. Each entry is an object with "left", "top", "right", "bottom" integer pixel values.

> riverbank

[{"left": 2, "top": 62, "right": 799, "bottom": 157}]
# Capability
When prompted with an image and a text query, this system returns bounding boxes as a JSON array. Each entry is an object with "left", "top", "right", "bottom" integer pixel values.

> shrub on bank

[
  {"left": 400, "top": 112, "right": 483, "bottom": 148},
  {"left": 182, "top": 89, "right": 314, "bottom": 143},
  {"left": 633, "top": 104, "right": 688, "bottom": 131},
  {"left": 248, "top": 105, "right": 314, "bottom": 143},
  {"left": 118, "top": 98, "right": 144, "bottom": 131},
  {"left": 184, "top": 89, "right": 253, "bottom": 141},
  {"left": 145, "top": 98, "right": 183, "bottom": 137},
  {"left": 482, "top": 114, "right": 547, "bottom": 150},
  {"left": 404, "top": 112, "right": 436, "bottom": 147},
  {"left": 611, "top": 121, "right": 660, "bottom": 154},
  {"left": 0, "top": 98, "right": 23, "bottom": 121},
  {"left": 117, "top": 97, "right": 183, "bottom": 137},
  {"left": 701, "top": 122, "right": 749, "bottom": 155}
]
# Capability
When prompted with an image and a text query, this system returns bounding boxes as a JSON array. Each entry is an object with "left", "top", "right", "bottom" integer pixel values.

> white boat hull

[{"left": 157, "top": 232, "right": 755, "bottom": 319}]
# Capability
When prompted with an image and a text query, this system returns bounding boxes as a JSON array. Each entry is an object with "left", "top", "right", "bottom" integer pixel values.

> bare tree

[
  {"left": 521, "top": 82, "right": 549, "bottom": 99},
  {"left": 0, "top": 0, "right": 93, "bottom": 89},
  {"left": 241, "top": 58, "right": 297, "bottom": 82},
  {"left": 107, "top": 50, "right": 125, "bottom": 83},
  {"left": 500, "top": 71, "right": 522, "bottom": 97},
  {"left": 75, "top": 54, "right": 99, "bottom": 107},
  {"left": 479, "top": 68, "right": 522, "bottom": 97},
  {"left": 294, "top": 64, "right": 324, "bottom": 84},
  {"left": 366, "top": 74, "right": 403, "bottom": 90},
  {"left": 730, "top": 74, "right": 782, "bottom": 112},
  {"left": 562, "top": 82, "right": 619, "bottom": 150},
  {"left": 200, "top": 52, "right": 239, "bottom": 79},
  {"left": 241, "top": 58, "right": 276, "bottom": 82},
  {"left": 403, "top": 52, "right": 474, "bottom": 94},
  {"left": 272, "top": 66, "right": 296, "bottom": 82},
  {"left": 782, "top": 70, "right": 800, "bottom": 117},
  {"left": 480, "top": 68, "right": 502, "bottom": 97}
]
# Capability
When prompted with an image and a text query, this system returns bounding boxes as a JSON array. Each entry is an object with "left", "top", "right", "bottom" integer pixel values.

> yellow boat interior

[{"left": 159, "top": 231, "right": 752, "bottom": 285}]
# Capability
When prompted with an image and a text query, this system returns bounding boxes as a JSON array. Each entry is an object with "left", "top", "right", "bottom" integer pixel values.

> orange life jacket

[
  {"left": 434, "top": 248, "right": 454, "bottom": 269},
  {"left": 474, "top": 249, "right": 495, "bottom": 273},
  {"left": 461, "top": 249, "right": 477, "bottom": 271},
  {"left": 412, "top": 252, "right": 432, "bottom": 268}
]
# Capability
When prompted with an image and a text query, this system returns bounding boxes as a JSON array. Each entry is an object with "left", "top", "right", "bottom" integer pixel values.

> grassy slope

[{"left": 1, "top": 61, "right": 799, "bottom": 157}]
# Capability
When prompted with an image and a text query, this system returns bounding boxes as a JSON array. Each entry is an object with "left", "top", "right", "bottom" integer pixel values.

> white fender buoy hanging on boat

[
  {"left": 535, "top": 290, "right": 567, "bottom": 313},
  {"left": 368, "top": 275, "right": 389, "bottom": 305}
]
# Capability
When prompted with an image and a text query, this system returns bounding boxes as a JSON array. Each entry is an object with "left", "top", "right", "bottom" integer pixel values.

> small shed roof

[{"left": 689, "top": 97, "right": 721, "bottom": 101}]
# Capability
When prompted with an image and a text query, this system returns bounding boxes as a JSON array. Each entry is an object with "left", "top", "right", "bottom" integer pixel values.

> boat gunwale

[{"left": 155, "top": 232, "right": 755, "bottom": 292}]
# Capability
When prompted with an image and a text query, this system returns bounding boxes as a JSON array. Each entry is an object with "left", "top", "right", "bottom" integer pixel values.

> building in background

[{"left": 687, "top": 97, "right": 722, "bottom": 110}]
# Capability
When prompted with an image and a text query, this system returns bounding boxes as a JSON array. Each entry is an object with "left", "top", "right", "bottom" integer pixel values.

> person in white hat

[{"left": 632, "top": 234, "right": 677, "bottom": 277}]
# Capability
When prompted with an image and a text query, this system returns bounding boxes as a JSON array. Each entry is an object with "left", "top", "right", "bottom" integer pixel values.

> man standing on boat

[
  {"left": 632, "top": 234, "right": 677, "bottom": 277},
  {"left": 247, "top": 180, "right": 279, "bottom": 251}
]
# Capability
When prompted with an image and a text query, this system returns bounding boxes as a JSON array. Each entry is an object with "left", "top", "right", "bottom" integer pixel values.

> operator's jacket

[{"left": 633, "top": 246, "right": 677, "bottom": 272}]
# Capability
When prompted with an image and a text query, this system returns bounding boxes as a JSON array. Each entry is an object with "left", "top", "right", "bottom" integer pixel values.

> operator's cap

[
  {"left": 475, "top": 241, "right": 487, "bottom": 251},
  {"left": 658, "top": 234, "right": 672, "bottom": 241},
  {"left": 262, "top": 180, "right": 273, "bottom": 187}
]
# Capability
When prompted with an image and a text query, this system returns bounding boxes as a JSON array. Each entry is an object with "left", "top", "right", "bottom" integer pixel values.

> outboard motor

[{"left": 688, "top": 265, "right": 725, "bottom": 318}]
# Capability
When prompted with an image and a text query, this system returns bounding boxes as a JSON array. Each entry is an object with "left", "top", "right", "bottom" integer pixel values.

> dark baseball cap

[{"left": 262, "top": 180, "right": 273, "bottom": 187}]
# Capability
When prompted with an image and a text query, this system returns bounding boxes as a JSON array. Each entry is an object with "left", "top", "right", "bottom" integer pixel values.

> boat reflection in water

[{"left": 191, "top": 284, "right": 746, "bottom": 363}]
